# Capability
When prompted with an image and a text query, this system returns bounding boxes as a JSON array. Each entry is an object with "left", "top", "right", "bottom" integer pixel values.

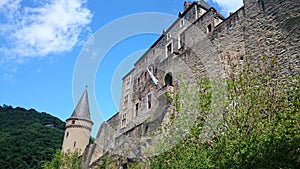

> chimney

[{"left": 184, "top": 1, "right": 192, "bottom": 11}]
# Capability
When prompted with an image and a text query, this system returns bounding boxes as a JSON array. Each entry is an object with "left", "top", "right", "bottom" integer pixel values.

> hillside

[{"left": 0, "top": 105, "right": 65, "bottom": 169}]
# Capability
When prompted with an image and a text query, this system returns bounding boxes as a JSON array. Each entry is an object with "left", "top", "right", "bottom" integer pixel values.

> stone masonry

[{"left": 83, "top": 0, "right": 300, "bottom": 168}]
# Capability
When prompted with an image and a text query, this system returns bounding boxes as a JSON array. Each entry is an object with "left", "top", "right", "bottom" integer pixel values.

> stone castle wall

[{"left": 83, "top": 0, "right": 300, "bottom": 167}]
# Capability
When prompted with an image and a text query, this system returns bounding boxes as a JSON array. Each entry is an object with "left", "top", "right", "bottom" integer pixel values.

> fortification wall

[{"left": 86, "top": 0, "right": 299, "bottom": 167}]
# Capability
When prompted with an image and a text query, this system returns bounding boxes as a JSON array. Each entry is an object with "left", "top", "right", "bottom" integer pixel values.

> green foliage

[
  {"left": 42, "top": 150, "right": 82, "bottom": 169},
  {"left": 174, "top": 93, "right": 181, "bottom": 112},
  {"left": 0, "top": 106, "right": 65, "bottom": 169},
  {"left": 92, "top": 154, "right": 150, "bottom": 169},
  {"left": 149, "top": 58, "right": 300, "bottom": 168},
  {"left": 93, "top": 153, "right": 119, "bottom": 169},
  {"left": 165, "top": 92, "right": 173, "bottom": 102}
]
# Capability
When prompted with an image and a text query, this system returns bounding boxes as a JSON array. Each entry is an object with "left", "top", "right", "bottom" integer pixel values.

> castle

[{"left": 62, "top": 0, "right": 299, "bottom": 168}]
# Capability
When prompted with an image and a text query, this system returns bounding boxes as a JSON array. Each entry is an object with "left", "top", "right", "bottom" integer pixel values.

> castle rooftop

[{"left": 68, "top": 88, "right": 92, "bottom": 122}]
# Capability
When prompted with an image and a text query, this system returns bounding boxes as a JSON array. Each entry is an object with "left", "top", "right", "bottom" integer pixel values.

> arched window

[
  {"left": 164, "top": 73, "right": 173, "bottom": 86},
  {"left": 144, "top": 71, "right": 147, "bottom": 81}
]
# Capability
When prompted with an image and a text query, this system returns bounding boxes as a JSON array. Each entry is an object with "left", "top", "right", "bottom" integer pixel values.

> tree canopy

[{"left": 0, "top": 105, "right": 65, "bottom": 169}]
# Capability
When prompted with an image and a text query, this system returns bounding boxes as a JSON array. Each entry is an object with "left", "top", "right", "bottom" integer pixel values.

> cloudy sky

[{"left": 0, "top": 0, "right": 243, "bottom": 136}]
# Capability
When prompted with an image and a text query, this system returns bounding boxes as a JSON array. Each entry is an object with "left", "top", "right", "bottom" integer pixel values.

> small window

[
  {"left": 240, "top": 56, "right": 244, "bottom": 61},
  {"left": 137, "top": 77, "right": 141, "bottom": 86},
  {"left": 166, "top": 43, "right": 173, "bottom": 56},
  {"left": 207, "top": 24, "right": 212, "bottom": 33},
  {"left": 123, "top": 95, "right": 128, "bottom": 108},
  {"left": 121, "top": 113, "right": 127, "bottom": 128},
  {"left": 125, "top": 77, "right": 131, "bottom": 90},
  {"left": 144, "top": 71, "right": 147, "bottom": 81},
  {"left": 152, "top": 49, "right": 155, "bottom": 55},
  {"left": 135, "top": 103, "right": 139, "bottom": 117},
  {"left": 167, "top": 33, "right": 171, "bottom": 41},
  {"left": 180, "top": 19, "right": 185, "bottom": 28},
  {"left": 73, "top": 142, "right": 76, "bottom": 148},
  {"left": 72, "top": 120, "right": 75, "bottom": 124},
  {"left": 179, "top": 32, "right": 185, "bottom": 49},
  {"left": 66, "top": 132, "right": 69, "bottom": 138},
  {"left": 148, "top": 94, "right": 152, "bottom": 109}
]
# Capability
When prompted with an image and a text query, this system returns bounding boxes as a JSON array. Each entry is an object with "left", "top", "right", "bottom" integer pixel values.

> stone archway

[{"left": 164, "top": 73, "right": 173, "bottom": 86}]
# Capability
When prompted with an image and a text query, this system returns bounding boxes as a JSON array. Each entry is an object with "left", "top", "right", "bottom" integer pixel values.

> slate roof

[{"left": 69, "top": 89, "right": 92, "bottom": 122}]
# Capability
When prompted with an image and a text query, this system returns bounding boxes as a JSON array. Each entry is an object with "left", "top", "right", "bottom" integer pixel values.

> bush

[{"left": 149, "top": 58, "right": 300, "bottom": 168}]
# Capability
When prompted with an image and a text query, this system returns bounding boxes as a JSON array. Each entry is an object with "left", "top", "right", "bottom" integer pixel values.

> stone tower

[{"left": 62, "top": 89, "right": 93, "bottom": 155}]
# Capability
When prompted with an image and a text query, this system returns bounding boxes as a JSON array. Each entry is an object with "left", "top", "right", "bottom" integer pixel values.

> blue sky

[{"left": 0, "top": 0, "right": 243, "bottom": 137}]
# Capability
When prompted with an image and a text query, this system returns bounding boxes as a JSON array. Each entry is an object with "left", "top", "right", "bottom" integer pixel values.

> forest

[{"left": 0, "top": 105, "right": 65, "bottom": 169}]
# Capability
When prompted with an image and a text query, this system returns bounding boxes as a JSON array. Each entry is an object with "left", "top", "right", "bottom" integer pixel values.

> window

[
  {"left": 121, "top": 113, "right": 127, "bottom": 128},
  {"left": 180, "top": 19, "right": 184, "bottom": 28},
  {"left": 207, "top": 24, "right": 212, "bottom": 33},
  {"left": 125, "top": 77, "right": 130, "bottom": 90},
  {"left": 179, "top": 32, "right": 185, "bottom": 49},
  {"left": 135, "top": 103, "right": 139, "bottom": 117},
  {"left": 166, "top": 42, "right": 173, "bottom": 57},
  {"left": 66, "top": 132, "right": 69, "bottom": 138},
  {"left": 137, "top": 77, "right": 141, "bottom": 86},
  {"left": 123, "top": 95, "right": 128, "bottom": 108},
  {"left": 147, "top": 94, "right": 152, "bottom": 109},
  {"left": 144, "top": 71, "right": 147, "bottom": 81},
  {"left": 73, "top": 142, "right": 76, "bottom": 148},
  {"left": 167, "top": 32, "right": 171, "bottom": 41},
  {"left": 72, "top": 120, "right": 75, "bottom": 124},
  {"left": 152, "top": 49, "right": 155, "bottom": 55}
]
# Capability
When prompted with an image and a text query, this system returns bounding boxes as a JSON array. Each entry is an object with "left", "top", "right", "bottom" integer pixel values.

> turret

[{"left": 62, "top": 88, "right": 93, "bottom": 155}]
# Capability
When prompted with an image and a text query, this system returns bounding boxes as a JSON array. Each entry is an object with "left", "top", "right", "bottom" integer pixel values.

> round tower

[{"left": 62, "top": 89, "right": 93, "bottom": 155}]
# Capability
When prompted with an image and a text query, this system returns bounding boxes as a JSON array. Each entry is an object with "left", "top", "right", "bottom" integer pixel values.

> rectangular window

[
  {"left": 166, "top": 42, "right": 173, "bottom": 57},
  {"left": 167, "top": 32, "right": 171, "bottom": 41},
  {"left": 147, "top": 94, "right": 152, "bottom": 109},
  {"left": 180, "top": 19, "right": 184, "bottom": 28},
  {"left": 125, "top": 77, "right": 130, "bottom": 90},
  {"left": 179, "top": 32, "right": 185, "bottom": 49},
  {"left": 135, "top": 103, "right": 139, "bottom": 117},
  {"left": 123, "top": 95, "right": 128, "bottom": 108},
  {"left": 121, "top": 113, "right": 127, "bottom": 128},
  {"left": 207, "top": 24, "right": 212, "bottom": 33}
]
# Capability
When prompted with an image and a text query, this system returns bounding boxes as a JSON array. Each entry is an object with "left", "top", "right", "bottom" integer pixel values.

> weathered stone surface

[{"left": 83, "top": 0, "right": 300, "bottom": 168}]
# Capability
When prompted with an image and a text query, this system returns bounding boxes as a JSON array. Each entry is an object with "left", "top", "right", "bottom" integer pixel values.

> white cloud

[
  {"left": 210, "top": 0, "right": 243, "bottom": 16},
  {"left": 0, "top": 0, "right": 92, "bottom": 62}
]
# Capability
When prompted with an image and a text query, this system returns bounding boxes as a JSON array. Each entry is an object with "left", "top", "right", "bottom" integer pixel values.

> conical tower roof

[{"left": 68, "top": 89, "right": 92, "bottom": 122}]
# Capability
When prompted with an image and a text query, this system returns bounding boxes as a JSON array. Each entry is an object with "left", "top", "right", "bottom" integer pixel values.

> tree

[{"left": 42, "top": 150, "right": 83, "bottom": 169}]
